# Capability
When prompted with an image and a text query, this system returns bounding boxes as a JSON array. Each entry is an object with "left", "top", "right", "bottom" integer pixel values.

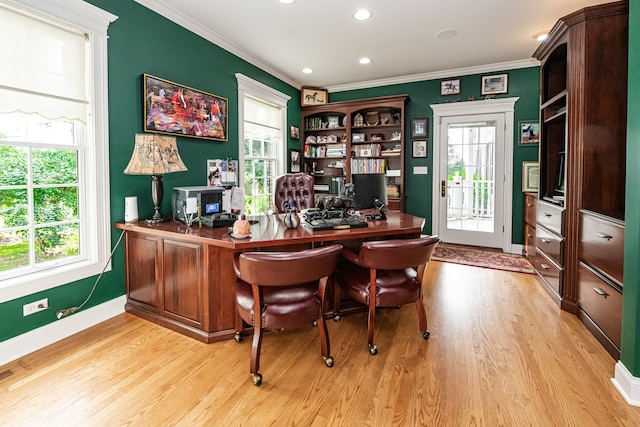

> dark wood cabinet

[
  {"left": 302, "top": 95, "right": 407, "bottom": 211},
  {"left": 532, "top": 0, "right": 627, "bottom": 358},
  {"left": 524, "top": 193, "right": 537, "bottom": 262}
]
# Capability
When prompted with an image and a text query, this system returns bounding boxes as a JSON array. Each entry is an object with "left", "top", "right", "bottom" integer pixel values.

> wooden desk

[{"left": 115, "top": 211, "right": 425, "bottom": 343}]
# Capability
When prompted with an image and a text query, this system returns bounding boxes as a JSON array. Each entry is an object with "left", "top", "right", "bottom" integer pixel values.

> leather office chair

[
  {"left": 274, "top": 172, "right": 315, "bottom": 212},
  {"left": 334, "top": 235, "right": 440, "bottom": 355},
  {"left": 233, "top": 244, "right": 342, "bottom": 386}
]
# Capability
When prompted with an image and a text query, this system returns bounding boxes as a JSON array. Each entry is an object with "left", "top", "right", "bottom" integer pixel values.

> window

[
  {"left": 0, "top": 0, "right": 117, "bottom": 302},
  {"left": 236, "top": 74, "right": 290, "bottom": 215}
]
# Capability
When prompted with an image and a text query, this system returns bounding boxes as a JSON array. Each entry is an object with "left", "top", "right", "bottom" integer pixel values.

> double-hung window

[
  {"left": 0, "top": 0, "right": 116, "bottom": 302},
  {"left": 236, "top": 74, "right": 290, "bottom": 215}
]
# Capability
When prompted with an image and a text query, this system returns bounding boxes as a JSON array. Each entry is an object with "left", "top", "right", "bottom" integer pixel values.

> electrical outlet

[{"left": 23, "top": 298, "right": 48, "bottom": 316}]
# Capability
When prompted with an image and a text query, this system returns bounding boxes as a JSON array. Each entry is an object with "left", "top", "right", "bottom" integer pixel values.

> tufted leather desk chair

[
  {"left": 334, "top": 235, "right": 440, "bottom": 355},
  {"left": 274, "top": 173, "right": 315, "bottom": 212},
  {"left": 233, "top": 244, "right": 342, "bottom": 386}
]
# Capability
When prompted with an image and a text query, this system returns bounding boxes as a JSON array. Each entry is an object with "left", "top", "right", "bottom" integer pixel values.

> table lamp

[{"left": 124, "top": 133, "right": 188, "bottom": 223}]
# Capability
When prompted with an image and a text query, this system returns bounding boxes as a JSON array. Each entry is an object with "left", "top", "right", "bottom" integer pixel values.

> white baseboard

[
  {"left": 508, "top": 243, "right": 525, "bottom": 255},
  {"left": 612, "top": 361, "right": 640, "bottom": 406},
  {"left": 0, "top": 295, "right": 126, "bottom": 367}
]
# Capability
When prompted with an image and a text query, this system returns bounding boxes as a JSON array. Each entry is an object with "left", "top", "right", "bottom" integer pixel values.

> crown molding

[{"left": 326, "top": 59, "right": 540, "bottom": 93}]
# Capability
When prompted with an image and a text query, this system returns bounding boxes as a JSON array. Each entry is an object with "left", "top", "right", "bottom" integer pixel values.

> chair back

[
  {"left": 274, "top": 173, "right": 315, "bottom": 213},
  {"left": 355, "top": 235, "right": 440, "bottom": 270},
  {"left": 235, "top": 244, "right": 342, "bottom": 287}
]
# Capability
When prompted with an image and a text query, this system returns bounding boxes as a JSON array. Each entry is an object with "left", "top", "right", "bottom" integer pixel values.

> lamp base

[{"left": 146, "top": 174, "right": 169, "bottom": 224}]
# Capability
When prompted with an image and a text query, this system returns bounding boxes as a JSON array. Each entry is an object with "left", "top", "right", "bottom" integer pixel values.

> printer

[{"left": 171, "top": 186, "right": 237, "bottom": 227}]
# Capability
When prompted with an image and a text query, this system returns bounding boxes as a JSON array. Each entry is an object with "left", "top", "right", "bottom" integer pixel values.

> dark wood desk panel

[{"left": 116, "top": 211, "right": 425, "bottom": 343}]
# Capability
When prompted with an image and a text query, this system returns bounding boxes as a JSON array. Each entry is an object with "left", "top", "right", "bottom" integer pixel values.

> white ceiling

[{"left": 135, "top": 0, "right": 607, "bottom": 92}]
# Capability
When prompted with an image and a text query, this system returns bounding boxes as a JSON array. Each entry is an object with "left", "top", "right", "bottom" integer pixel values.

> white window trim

[
  {"left": 0, "top": 0, "right": 118, "bottom": 303},
  {"left": 235, "top": 73, "right": 290, "bottom": 189}
]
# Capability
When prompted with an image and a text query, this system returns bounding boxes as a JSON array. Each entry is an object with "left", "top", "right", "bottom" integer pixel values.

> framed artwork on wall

[
  {"left": 301, "top": 87, "right": 328, "bottom": 106},
  {"left": 143, "top": 74, "right": 228, "bottom": 141},
  {"left": 440, "top": 78, "right": 461, "bottom": 95},
  {"left": 290, "top": 149, "right": 301, "bottom": 173},
  {"left": 412, "top": 140, "right": 427, "bottom": 158},
  {"left": 411, "top": 118, "right": 428, "bottom": 138},
  {"left": 481, "top": 73, "right": 509, "bottom": 95},
  {"left": 518, "top": 121, "right": 540, "bottom": 145},
  {"left": 522, "top": 161, "right": 539, "bottom": 193}
]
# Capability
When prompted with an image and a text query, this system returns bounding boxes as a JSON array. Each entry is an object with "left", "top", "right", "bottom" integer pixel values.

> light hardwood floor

[{"left": 2, "top": 261, "right": 640, "bottom": 426}]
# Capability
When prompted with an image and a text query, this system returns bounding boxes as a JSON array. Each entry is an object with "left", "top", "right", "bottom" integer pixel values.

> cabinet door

[
  {"left": 163, "top": 239, "right": 203, "bottom": 327},
  {"left": 126, "top": 233, "right": 160, "bottom": 310}
]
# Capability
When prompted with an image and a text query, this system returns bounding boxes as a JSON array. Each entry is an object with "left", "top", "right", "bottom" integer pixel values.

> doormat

[{"left": 431, "top": 243, "right": 535, "bottom": 274}]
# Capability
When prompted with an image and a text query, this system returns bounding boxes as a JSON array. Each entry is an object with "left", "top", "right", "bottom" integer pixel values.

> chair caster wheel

[
  {"left": 422, "top": 331, "right": 430, "bottom": 340},
  {"left": 333, "top": 314, "right": 340, "bottom": 322},
  {"left": 234, "top": 333, "right": 242, "bottom": 343},
  {"left": 369, "top": 344, "right": 378, "bottom": 355},
  {"left": 324, "top": 356, "right": 334, "bottom": 367},
  {"left": 252, "top": 373, "right": 262, "bottom": 386}
]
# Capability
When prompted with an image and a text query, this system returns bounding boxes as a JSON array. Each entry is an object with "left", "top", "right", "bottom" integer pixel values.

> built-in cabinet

[
  {"left": 532, "top": 0, "right": 627, "bottom": 358},
  {"left": 302, "top": 95, "right": 407, "bottom": 211}
]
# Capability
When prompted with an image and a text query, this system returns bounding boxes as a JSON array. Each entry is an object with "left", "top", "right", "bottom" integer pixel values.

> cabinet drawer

[
  {"left": 525, "top": 223, "right": 536, "bottom": 259},
  {"left": 536, "top": 200, "right": 564, "bottom": 236},
  {"left": 525, "top": 194, "right": 537, "bottom": 226},
  {"left": 577, "top": 263, "right": 622, "bottom": 348},
  {"left": 535, "top": 226, "right": 563, "bottom": 266},
  {"left": 387, "top": 197, "right": 403, "bottom": 211},
  {"left": 533, "top": 250, "right": 562, "bottom": 295},
  {"left": 579, "top": 212, "right": 624, "bottom": 286}
]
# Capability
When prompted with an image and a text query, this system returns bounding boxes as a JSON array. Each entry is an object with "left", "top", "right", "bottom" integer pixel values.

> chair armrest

[{"left": 341, "top": 247, "right": 361, "bottom": 265}]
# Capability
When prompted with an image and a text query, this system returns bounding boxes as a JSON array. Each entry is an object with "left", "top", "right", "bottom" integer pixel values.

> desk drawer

[
  {"left": 525, "top": 194, "right": 537, "bottom": 226},
  {"left": 579, "top": 212, "right": 624, "bottom": 286},
  {"left": 536, "top": 201, "right": 564, "bottom": 236},
  {"left": 536, "top": 226, "right": 563, "bottom": 266},
  {"left": 525, "top": 223, "right": 536, "bottom": 259},
  {"left": 533, "top": 250, "right": 562, "bottom": 295},
  {"left": 578, "top": 263, "right": 622, "bottom": 348}
]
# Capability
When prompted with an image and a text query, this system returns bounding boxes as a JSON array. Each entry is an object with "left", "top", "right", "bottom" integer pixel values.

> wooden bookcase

[
  {"left": 532, "top": 0, "right": 627, "bottom": 358},
  {"left": 301, "top": 95, "right": 408, "bottom": 211}
]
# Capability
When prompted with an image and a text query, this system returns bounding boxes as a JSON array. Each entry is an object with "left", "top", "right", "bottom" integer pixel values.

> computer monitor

[{"left": 352, "top": 173, "right": 388, "bottom": 210}]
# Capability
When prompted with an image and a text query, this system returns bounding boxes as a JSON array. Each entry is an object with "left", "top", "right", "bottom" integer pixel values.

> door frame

[{"left": 430, "top": 97, "right": 519, "bottom": 253}]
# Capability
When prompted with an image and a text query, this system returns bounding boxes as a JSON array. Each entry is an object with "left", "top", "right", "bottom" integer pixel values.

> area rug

[{"left": 431, "top": 243, "right": 535, "bottom": 274}]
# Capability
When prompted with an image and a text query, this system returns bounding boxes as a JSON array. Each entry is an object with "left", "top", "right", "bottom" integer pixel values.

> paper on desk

[{"left": 230, "top": 187, "right": 246, "bottom": 212}]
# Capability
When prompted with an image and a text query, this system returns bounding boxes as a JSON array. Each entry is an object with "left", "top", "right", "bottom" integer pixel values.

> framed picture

[
  {"left": 522, "top": 161, "right": 539, "bottom": 193},
  {"left": 412, "top": 140, "right": 428, "bottom": 158},
  {"left": 519, "top": 121, "right": 540, "bottom": 145},
  {"left": 481, "top": 73, "right": 509, "bottom": 95},
  {"left": 440, "top": 78, "right": 461, "bottom": 96},
  {"left": 411, "top": 118, "right": 428, "bottom": 138},
  {"left": 144, "top": 74, "right": 228, "bottom": 141},
  {"left": 301, "top": 87, "right": 328, "bottom": 106},
  {"left": 290, "top": 149, "right": 301, "bottom": 173},
  {"left": 290, "top": 125, "right": 299, "bottom": 139}
]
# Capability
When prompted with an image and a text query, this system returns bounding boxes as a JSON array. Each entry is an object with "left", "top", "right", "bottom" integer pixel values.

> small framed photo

[
  {"left": 481, "top": 73, "right": 509, "bottom": 95},
  {"left": 411, "top": 118, "right": 428, "bottom": 138},
  {"left": 290, "top": 149, "right": 301, "bottom": 173},
  {"left": 352, "top": 133, "right": 366, "bottom": 142},
  {"left": 412, "top": 140, "right": 428, "bottom": 158},
  {"left": 440, "top": 78, "right": 461, "bottom": 96},
  {"left": 519, "top": 121, "right": 540, "bottom": 145},
  {"left": 290, "top": 125, "right": 299, "bottom": 139},
  {"left": 301, "top": 87, "right": 328, "bottom": 106},
  {"left": 522, "top": 161, "right": 539, "bottom": 193},
  {"left": 327, "top": 116, "right": 340, "bottom": 128}
]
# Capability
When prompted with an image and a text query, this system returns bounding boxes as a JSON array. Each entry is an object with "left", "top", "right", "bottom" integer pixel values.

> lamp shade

[{"left": 124, "top": 134, "right": 188, "bottom": 175}]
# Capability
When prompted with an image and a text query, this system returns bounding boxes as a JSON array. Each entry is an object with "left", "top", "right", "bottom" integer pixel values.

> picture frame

[
  {"left": 290, "top": 125, "right": 299, "bottom": 139},
  {"left": 481, "top": 73, "right": 509, "bottom": 95},
  {"left": 518, "top": 121, "right": 540, "bottom": 145},
  {"left": 327, "top": 116, "right": 340, "bottom": 128},
  {"left": 144, "top": 74, "right": 228, "bottom": 141},
  {"left": 522, "top": 161, "right": 539, "bottom": 193},
  {"left": 352, "top": 133, "right": 366, "bottom": 143},
  {"left": 411, "top": 118, "right": 428, "bottom": 138},
  {"left": 412, "top": 140, "right": 428, "bottom": 158},
  {"left": 290, "top": 149, "right": 301, "bottom": 173},
  {"left": 301, "top": 87, "right": 328, "bottom": 106},
  {"left": 440, "top": 78, "right": 461, "bottom": 96}
]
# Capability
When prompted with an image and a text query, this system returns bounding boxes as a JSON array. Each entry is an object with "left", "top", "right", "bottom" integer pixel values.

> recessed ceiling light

[
  {"left": 359, "top": 57, "right": 372, "bottom": 65},
  {"left": 532, "top": 31, "right": 549, "bottom": 41},
  {"left": 353, "top": 9, "right": 372, "bottom": 21},
  {"left": 435, "top": 28, "right": 458, "bottom": 40},
  {"left": 302, "top": 68, "right": 313, "bottom": 74},
  {"left": 280, "top": 0, "right": 297, "bottom": 4}
]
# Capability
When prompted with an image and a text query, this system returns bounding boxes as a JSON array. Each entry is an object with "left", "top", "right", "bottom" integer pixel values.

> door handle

[{"left": 441, "top": 180, "right": 446, "bottom": 197}]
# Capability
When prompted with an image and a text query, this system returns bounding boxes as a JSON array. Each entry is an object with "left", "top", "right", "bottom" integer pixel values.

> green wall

[
  {"left": 621, "top": 0, "right": 640, "bottom": 374},
  {"left": 0, "top": 0, "right": 300, "bottom": 342},
  {"left": 329, "top": 67, "right": 541, "bottom": 241}
]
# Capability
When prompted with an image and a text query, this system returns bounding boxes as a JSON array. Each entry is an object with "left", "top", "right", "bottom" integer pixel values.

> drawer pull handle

[
  {"left": 540, "top": 263, "right": 550, "bottom": 270},
  {"left": 596, "top": 232, "right": 613, "bottom": 241},
  {"left": 541, "top": 238, "right": 550, "bottom": 244},
  {"left": 527, "top": 203, "right": 533, "bottom": 207},
  {"left": 527, "top": 233, "right": 533, "bottom": 238},
  {"left": 543, "top": 213, "right": 552, "bottom": 218},
  {"left": 593, "top": 287, "right": 609, "bottom": 299}
]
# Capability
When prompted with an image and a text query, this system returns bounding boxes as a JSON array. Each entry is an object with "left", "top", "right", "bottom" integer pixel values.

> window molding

[{"left": 0, "top": 0, "right": 118, "bottom": 303}]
